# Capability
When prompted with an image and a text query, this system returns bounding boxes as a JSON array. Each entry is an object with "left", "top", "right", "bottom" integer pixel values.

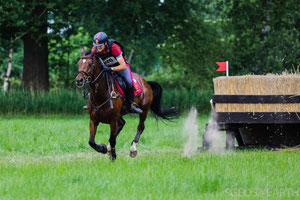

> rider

[{"left": 92, "top": 32, "right": 143, "bottom": 114}]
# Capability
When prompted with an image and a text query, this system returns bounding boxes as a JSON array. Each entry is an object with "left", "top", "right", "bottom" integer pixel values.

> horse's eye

[{"left": 88, "top": 63, "right": 92, "bottom": 67}]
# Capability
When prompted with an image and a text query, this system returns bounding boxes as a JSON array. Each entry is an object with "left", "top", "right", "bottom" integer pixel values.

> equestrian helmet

[{"left": 93, "top": 32, "right": 108, "bottom": 47}]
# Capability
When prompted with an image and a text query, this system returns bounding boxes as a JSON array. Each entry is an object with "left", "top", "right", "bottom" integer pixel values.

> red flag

[{"left": 216, "top": 62, "right": 227, "bottom": 71}]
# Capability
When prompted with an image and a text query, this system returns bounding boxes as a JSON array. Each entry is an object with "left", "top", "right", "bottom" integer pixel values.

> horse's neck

[
  {"left": 89, "top": 73, "right": 111, "bottom": 100},
  {"left": 89, "top": 58, "right": 112, "bottom": 100}
]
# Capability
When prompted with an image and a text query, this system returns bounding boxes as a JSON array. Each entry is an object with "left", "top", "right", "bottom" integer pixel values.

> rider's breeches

[{"left": 116, "top": 63, "right": 134, "bottom": 88}]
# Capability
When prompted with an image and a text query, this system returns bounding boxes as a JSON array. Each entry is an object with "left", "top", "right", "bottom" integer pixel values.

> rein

[
  {"left": 78, "top": 55, "right": 119, "bottom": 111},
  {"left": 88, "top": 72, "right": 117, "bottom": 111}
]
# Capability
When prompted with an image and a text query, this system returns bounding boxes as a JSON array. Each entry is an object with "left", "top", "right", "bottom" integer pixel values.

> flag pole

[{"left": 226, "top": 61, "right": 229, "bottom": 77}]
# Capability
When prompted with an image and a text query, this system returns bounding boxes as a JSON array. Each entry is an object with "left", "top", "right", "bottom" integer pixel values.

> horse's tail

[{"left": 147, "top": 81, "right": 179, "bottom": 120}]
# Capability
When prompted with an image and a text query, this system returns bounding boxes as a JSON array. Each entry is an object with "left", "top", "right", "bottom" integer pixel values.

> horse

[{"left": 76, "top": 47, "right": 178, "bottom": 160}]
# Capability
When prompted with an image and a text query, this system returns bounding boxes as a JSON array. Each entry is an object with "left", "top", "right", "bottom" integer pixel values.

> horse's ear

[
  {"left": 91, "top": 46, "right": 96, "bottom": 55},
  {"left": 81, "top": 47, "right": 84, "bottom": 56}
]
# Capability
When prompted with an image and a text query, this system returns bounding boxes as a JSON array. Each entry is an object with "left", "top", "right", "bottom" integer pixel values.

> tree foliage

[
  {"left": 0, "top": 0, "right": 299, "bottom": 91},
  {"left": 221, "top": 0, "right": 300, "bottom": 74}
]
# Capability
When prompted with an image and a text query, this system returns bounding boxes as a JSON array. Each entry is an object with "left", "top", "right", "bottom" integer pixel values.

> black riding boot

[{"left": 127, "top": 86, "right": 143, "bottom": 114}]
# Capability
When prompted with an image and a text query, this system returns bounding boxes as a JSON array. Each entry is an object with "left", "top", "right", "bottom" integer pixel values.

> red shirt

[{"left": 92, "top": 43, "right": 122, "bottom": 58}]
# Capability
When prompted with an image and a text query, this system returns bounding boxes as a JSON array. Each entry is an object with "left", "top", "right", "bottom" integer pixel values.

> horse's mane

[
  {"left": 84, "top": 49, "right": 92, "bottom": 55},
  {"left": 84, "top": 47, "right": 96, "bottom": 56}
]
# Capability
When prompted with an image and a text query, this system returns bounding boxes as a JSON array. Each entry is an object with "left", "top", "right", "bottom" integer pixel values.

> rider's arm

[
  {"left": 110, "top": 43, "right": 127, "bottom": 71},
  {"left": 111, "top": 54, "right": 127, "bottom": 71}
]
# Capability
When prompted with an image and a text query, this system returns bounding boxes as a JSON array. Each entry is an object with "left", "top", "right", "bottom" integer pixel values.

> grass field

[{"left": 0, "top": 114, "right": 299, "bottom": 199}]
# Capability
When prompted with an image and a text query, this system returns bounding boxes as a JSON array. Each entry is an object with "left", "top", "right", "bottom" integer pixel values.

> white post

[{"left": 226, "top": 61, "right": 229, "bottom": 77}]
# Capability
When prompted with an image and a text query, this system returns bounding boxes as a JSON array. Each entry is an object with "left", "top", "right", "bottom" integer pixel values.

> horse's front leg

[
  {"left": 108, "top": 119, "right": 119, "bottom": 160},
  {"left": 107, "top": 117, "right": 125, "bottom": 156},
  {"left": 89, "top": 119, "right": 107, "bottom": 154}
]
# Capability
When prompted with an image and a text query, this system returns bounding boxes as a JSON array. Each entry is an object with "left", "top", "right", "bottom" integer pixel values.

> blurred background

[{"left": 0, "top": 0, "right": 299, "bottom": 114}]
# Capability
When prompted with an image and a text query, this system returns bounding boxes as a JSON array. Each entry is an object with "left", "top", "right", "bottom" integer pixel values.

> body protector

[{"left": 96, "top": 39, "right": 128, "bottom": 67}]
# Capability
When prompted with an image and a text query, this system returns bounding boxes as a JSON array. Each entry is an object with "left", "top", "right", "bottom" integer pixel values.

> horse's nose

[{"left": 76, "top": 77, "right": 84, "bottom": 87}]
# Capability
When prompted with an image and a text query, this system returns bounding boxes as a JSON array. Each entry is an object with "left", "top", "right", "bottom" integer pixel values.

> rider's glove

[{"left": 102, "top": 64, "right": 111, "bottom": 72}]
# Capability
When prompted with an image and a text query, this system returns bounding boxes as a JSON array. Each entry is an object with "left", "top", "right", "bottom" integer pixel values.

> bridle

[{"left": 77, "top": 56, "right": 95, "bottom": 85}]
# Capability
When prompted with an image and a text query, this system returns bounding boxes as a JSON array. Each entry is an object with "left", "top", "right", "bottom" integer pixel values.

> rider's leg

[
  {"left": 127, "top": 85, "right": 143, "bottom": 114},
  {"left": 116, "top": 64, "right": 142, "bottom": 114}
]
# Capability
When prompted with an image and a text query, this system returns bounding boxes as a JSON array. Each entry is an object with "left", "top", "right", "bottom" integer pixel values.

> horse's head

[{"left": 76, "top": 47, "right": 95, "bottom": 88}]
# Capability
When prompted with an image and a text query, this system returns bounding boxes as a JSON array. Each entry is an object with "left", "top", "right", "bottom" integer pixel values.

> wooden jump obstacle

[{"left": 203, "top": 75, "right": 300, "bottom": 149}]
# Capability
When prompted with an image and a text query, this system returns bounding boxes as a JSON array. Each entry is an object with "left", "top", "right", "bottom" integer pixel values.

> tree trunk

[
  {"left": 66, "top": 39, "right": 70, "bottom": 88},
  {"left": 128, "top": 36, "right": 136, "bottom": 64},
  {"left": 3, "top": 39, "right": 13, "bottom": 93},
  {"left": 128, "top": 49, "right": 134, "bottom": 64},
  {"left": 22, "top": 5, "right": 49, "bottom": 91}
]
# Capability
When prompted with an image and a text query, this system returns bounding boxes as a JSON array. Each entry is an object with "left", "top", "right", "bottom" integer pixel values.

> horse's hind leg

[
  {"left": 130, "top": 112, "right": 148, "bottom": 158},
  {"left": 89, "top": 119, "right": 107, "bottom": 154},
  {"left": 108, "top": 117, "right": 125, "bottom": 156}
]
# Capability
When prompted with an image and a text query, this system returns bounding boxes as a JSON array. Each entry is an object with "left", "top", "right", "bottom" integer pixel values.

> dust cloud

[
  {"left": 182, "top": 108, "right": 226, "bottom": 157},
  {"left": 205, "top": 111, "right": 225, "bottom": 153},
  {"left": 183, "top": 107, "right": 199, "bottom": 157}
]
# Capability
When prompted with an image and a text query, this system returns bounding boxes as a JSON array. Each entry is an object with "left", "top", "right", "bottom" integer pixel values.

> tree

[
  {"left": 22, "top": 3, "right": 49, "bottom": 91},
  {"left": 47, "top": 0, "right": 83, "bottom": 88},
  {"left": 75, "top": 0, "right": 170, "bottom": 75},
  {"left": 155, "top": 0, "right": 225, "bottom": 89},
  {"left": 0, "top": 1, "right": 26, "bottom": 91},
  {"left": 0, "top": 0, "right": 83, "bottom": 91},
  {"left": 48, "top": 27, "right": 91, "bottom": 88},
  {"left": 0, "top": 1, "right": 49, "bottom": 91},
  {"left": 222, "top": 0, "right": 300, "bottom": 75}
]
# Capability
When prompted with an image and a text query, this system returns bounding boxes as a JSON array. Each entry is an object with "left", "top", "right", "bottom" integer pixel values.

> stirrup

[{"left": 131, "top": 102, "right": 143, "bottom": 114}]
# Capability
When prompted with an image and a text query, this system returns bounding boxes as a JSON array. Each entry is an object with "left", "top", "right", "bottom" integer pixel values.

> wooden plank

[
  {"left": 216, "top": 112, "right": 300, "bottom": 124},
  {"left": 233, "top": 129, "right": 245, "bottom": 146},
  {"left": 212, "top": 95, "right": 300, "bottom": 104}
]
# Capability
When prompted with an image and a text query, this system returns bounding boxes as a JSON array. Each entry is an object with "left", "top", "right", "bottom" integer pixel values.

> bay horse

[{"left": 76, "top": 47, "right": 178, "bottom": 160}]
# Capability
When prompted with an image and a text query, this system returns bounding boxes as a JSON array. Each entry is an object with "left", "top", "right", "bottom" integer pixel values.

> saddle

[{"left": 112, "top": 73, "right": 143, "bottom": 99}]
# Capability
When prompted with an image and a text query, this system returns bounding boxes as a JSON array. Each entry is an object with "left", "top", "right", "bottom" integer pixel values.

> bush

[
  {"left": 0, "top": 89, "right": 86, "bottom": 115},
  {"left": 162, "top": 88, "right": 212, "bottom": 114},
  {"left": 0, "top": 88, "right": 212, "bottom": 115}
]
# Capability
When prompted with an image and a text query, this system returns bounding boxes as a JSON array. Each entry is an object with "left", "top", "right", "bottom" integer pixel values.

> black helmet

[{"left": 93, "top": 32, "right": 108, "bottom": 46}]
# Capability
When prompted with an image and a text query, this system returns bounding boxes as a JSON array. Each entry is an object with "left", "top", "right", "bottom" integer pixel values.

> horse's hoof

[
  {"left": 96, "top": 144, "right": 107, "bottom": 154},
  {"left": 109, "top": 149, "right": 116, "bottom": 161},
  {"left": 130, "top": 150, "right": 137, "bottom": 158},
  {"left": 110, "top": 154, "right": 117, "bottom": 161},
  {"left": 130, "top": 142, "right": 138, "bottom": 158}
]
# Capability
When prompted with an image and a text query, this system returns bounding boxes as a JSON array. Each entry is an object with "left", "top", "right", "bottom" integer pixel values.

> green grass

[{"left": 0, "top": 114, "right": 299, "bottom": 199}]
